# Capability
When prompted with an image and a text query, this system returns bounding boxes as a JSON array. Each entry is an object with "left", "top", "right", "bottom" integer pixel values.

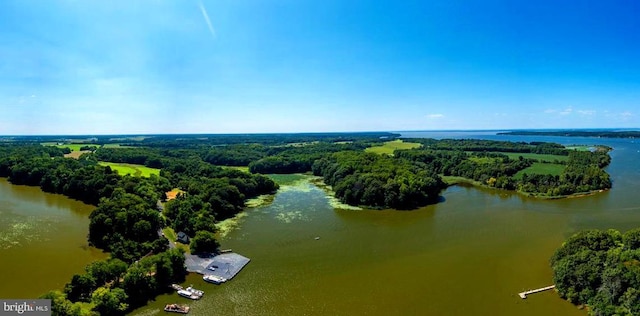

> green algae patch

[
  {"left": 326, "top": 195, "right": 363, "bottom": 211},
  {"left": 0, "top": 217, "right": 52, "bottom": 250},
  {"left": 309, "top": 176, "right": 362, "bottom": 210},
  {"left": 273, "top": 174, "right": 316, "bottom": 193},
  {"left": 275, "top": 210, "right": 306, "bottom": 223},
  {"left": 245, "top": 194, "right": 275, "bottom": 208},
  {"left": 215, "top": 212, "right": 249, "bottom": 239}
]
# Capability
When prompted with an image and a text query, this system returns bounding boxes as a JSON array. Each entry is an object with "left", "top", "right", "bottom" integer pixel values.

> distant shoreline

[{"left": 497, "top": 130, "right": 640, "bottom": 138}]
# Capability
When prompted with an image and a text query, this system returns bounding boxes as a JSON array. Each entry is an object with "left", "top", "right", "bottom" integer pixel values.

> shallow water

[{"left": 0, "top": 179, "right": 107, "bottom": 298}]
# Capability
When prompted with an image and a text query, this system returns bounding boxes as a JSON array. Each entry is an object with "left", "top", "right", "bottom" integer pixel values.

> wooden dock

[{"left": 518, "top": 285, "right": 555, "bottom": 299}]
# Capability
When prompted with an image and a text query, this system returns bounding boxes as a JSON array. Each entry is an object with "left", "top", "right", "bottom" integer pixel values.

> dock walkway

[{"left": 518, "top": 285, "right": 555, "bottom": 299}]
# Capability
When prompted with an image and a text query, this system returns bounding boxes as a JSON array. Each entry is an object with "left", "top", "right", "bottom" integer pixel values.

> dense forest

[
  {"left": 551, "top": 229, "right": 640, "bottom": 315},
  {"left": 312, "top": 151, "right": 445, "bottom": 209}
]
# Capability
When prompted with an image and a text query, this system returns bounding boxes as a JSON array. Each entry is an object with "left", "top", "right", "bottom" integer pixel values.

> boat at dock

[
  {"left": 177, "top": 289, "right": 201, "bottom": 300},
  {"left": 164, "top": 304, "right": 190, "bottom": 314},
  {"left": 203, "top": 274, "right": 227, "bottom": 284},
  {"left": 177, "top": 286, "right": 204, "bottom": 300},
  {"left": 186, "top": 286, "right": 204, "bottom": 296}
]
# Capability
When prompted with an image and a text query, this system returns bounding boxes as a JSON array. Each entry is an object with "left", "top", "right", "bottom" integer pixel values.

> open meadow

[
  {"left": 365, "top": 139, "right": 422, "bottom": 155},
  {"left": 98, "top": 162, "right": 160, "bottom": 177},
  {"left": 513, "top": 162, "right": 566, "bottom": 179}
]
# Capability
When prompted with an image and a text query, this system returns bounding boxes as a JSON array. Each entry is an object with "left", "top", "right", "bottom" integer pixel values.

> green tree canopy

[{"left": 190, "top": 230, "right": 220, "bottom": 254}]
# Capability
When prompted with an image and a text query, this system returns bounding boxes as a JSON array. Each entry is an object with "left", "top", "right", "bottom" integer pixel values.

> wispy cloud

[
  {"left": 197, "top": 0, "right": 216, "bottom": 39},
  {"left": 546, "top": 107, "right": 597, "bottom": 117},
  {"left": 559, "top": 107, "right": 573, "bottom": 115},
  {"left": 426, "top": 114, "right": 444, "bottom": 119}
]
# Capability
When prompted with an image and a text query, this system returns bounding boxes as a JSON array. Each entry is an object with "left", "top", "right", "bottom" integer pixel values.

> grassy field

[
  {"left": 98, "top": 162, "right": 160, "bottom": 177},
  {"left": 365, "top": 140, "right": 422, "bottom": 155},
  {"left": 441, "top": 175, "right": 483, "bottom": 186},
  {"left": 220, "top": 165, "right": 250, "bottom": 173},
  {"left": 565, "top": 145, "right": 592, "bottom": 151},
  {"left": 162, "top": 227, "right": 190, "bottom": 253},
  {"left": 102, "top": 144, "right": 128, "bottom": 148},
  {"left": 64, "top": 151, "right": 91, "bottom": 159},
  {"left": 513, "top": 163, "right": 565, "bottom": 179},
  {"left": 498, "top": 152, "right": 568, "bottom": 163}
]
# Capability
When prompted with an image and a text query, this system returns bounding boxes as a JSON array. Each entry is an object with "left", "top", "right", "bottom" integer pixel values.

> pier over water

[{"left": 518, "top": 285, "right": 555, "bottom": 299}]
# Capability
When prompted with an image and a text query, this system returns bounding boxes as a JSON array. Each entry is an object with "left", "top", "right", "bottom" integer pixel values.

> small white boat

[
  {"left": 186, "top": 286, "right": 204, "bottom": 296},
  {"left": 177, "top": 287, "right": 203, "bottom": 300},
  {"left": 203, "top": 274, "right": 227, "bottom": 284}
]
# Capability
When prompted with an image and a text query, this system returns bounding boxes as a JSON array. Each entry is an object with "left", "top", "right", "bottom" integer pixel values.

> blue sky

[{"left": 1, "top": 0, "right": 639, "bottom": 134}]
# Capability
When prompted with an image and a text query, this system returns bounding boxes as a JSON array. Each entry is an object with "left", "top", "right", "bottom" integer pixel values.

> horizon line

[{"left": 1, "top": 127, "right": 639, "bottom": 138}]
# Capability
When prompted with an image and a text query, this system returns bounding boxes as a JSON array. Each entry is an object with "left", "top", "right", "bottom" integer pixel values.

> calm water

[
  {"left": 0, "top": 178, "right": 107, "bottom": 298},
  {"left": 131, "top": 133, "right": 640, "bottom": 316}
]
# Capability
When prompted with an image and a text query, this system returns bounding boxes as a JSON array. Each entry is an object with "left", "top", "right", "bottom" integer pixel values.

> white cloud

[
  {"left": 545, "top": 107, "right": 596, "bottom": 116},
  {"left": 426, "top": 114, "right": 444, "bottom": 119}
]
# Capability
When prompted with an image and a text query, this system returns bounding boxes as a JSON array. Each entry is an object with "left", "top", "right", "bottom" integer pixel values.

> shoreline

[{"left": 442, "top": 175, "right": 609, "bottom": 200}]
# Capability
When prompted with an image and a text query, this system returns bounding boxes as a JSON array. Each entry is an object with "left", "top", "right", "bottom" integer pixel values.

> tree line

[{"left": 413, "top": 138, "right": 570, "bottom": 155}]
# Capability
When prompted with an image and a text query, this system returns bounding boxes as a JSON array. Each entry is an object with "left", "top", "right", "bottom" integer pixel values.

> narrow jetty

[{"left": 518, "top": 285, "right": 555, "bottom": 299}]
